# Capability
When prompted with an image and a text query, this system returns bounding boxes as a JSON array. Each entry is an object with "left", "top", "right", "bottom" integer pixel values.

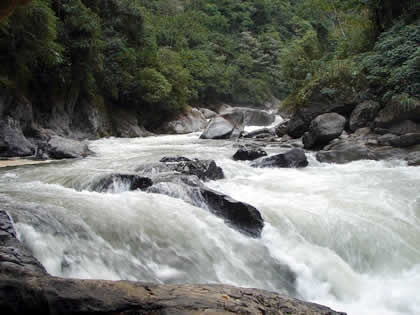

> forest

[{"left": 0, "top": 0, "right": 419, "bottom": 128}]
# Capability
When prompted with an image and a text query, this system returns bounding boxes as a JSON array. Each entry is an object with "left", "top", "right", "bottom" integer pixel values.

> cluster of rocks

[
  {"left": 0, "top": 209, "right": 345, "bottom": 315},
  {"left": 0, "top": 91, "right": 154, "bottom": 160},
  {"left": 87, "top": 156, "right": 263, "bottom": 238},
  {"left": 200, "top": 106, "right": 276, "bottom": 140},
  {"left": 220, "top": 97, "right": 420, "bottom": 166}
]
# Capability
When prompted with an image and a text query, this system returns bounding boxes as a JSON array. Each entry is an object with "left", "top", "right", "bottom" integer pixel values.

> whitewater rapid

[{"left": 1, "top": 132, "right": 419, "bottom": 315}]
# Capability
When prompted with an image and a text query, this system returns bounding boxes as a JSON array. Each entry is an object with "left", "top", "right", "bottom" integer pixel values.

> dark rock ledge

[{"left": 0, "top": 210, "right": 346, "bottom": 315}]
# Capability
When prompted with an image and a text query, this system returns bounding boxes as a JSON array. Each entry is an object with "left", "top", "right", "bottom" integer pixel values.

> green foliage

[
  {"left": 0, "top": 0, "right": 62, "bottom": 89},
  {"left": 363, "top": 20, "right": 420, "bottom": 100},
  {"left": 1, "top": 0, "right": 418, "bottom": 127}
]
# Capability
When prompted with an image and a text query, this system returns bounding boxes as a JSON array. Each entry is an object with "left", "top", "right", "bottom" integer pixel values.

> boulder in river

[
  {"left": 242, "top": 127, "right": 276, "bottom": 139},
  {"left": 90, "top": 174, "right": 153, "bottom": 192},
  {"left": 161, "top": 108, "right": 208, "bottom": 134},
  {"left": 199, "top": 107, "right": 217, "bottom": 119},
  {"left": 149, "top": 174, "right": 264, "bottom": 237},
  {"left": 316, "top": 142, "right": 376, "bottom": 164},
  {"left": 233, "top": 145, "right": 267, "bottom": 161},
  {"left": 137, "top": 158, "right": 224, "bottom": 181},
  {"left": 220, "top": 107, "right": 275, "bottom": 126},
  {"left": 407, "top": 152, "right": 420, "bottom": 166},
  {"left": 200, "top": 116, "right": 238, "bottom": 139},
  {"left": 160, "top": 156, "right": 191, "bottom": 163},
  {"left": 303, "top": 113, "right": 346, "bottom": 149},
  {"left": 44, "top": 135, "right": 92, "bottom": 159},
  {"left": 251, "top": 148, "right": 308, "bottom": 168}
]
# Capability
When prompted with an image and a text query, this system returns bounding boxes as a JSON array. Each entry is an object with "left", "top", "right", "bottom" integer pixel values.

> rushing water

[{"left": 1, "top": 132, "right": 420, "bottom": 315}]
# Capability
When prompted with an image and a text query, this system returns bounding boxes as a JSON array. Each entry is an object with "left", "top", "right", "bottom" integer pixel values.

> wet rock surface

[
  {"left": 303, "top": 113, "right": 346, "bottom": 149},
  {"left": 138, "top": 158, "right": 224, "bottom": 181},
  {"left": 251, "top": 148, "right": 308, "bottom": 168},
  {"left": 89, "top": 174, "right": 153, "bottom": 192},
  {"left": 233, "top": 145, "right": 267, "bottom": 161}
]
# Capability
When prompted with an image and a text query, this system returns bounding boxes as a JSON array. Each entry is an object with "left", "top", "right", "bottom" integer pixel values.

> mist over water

[{"left": 1, "top": 132, "right": 420, "bottom": 315}]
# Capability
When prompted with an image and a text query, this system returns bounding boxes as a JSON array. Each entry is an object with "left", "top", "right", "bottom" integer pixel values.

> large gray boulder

[
  {"left": 251, "top": 148, "right": 308, "bottom": 168},
  {"left": 220, "top": 107, "right": 275, "bottom": 126},
  {"left": 349, "top": 100, "right": 381, "bottom": 132},
  {"left": 44, "top": 136, "right": 92, "bottom": 159},
  {"left": 0, "top": 117, "right": 34, "bottom": 157},
  {"left": 287, "top": 100, "right": 357, "bottom": 138},
  {"left": 199, "top": 108, "right": 217, "bottom": 119},
  {"left": 287, "top": 115, "right": 307, "bottom": 138},
  {"left": 375, "top": 96, "right": 420, "bottom": 128},
  {"left": 162, "top": 108, "right": 208, "bottom": 134},
  {"left": 200, "top": 114, "right": 243, "bottom": 140},
  {"left": 303, "top": 113, "right": 346, "bottom": 149}
]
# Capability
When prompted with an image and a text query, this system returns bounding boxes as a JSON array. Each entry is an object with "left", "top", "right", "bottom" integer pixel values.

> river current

[{"left": 1, "top": 131, "right": 419, "bottom": 315}]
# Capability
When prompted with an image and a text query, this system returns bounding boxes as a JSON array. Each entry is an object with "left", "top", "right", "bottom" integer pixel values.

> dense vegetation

[{"left": 0, "top": 0, "right": 419, "bottom": 128}]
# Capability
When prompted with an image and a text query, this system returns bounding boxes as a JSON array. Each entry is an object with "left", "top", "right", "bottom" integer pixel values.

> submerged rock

[
  {"left": 149, "top": 174, "right": 264, "bottom": 237},
  {"left": 160, "top": 156, "right": 191, "bottom": 163},
  {"left": 90, "top": 174, "right": 153, "bottom": 192},
  {"left": 233, "top": 145, "right": 267, "bottom": 161},
  {"left": 251, "top": 148, "right": 308, "bottom": 168},
  {"left": 138, "top": 158, "right": 224, "bottom": 181}
]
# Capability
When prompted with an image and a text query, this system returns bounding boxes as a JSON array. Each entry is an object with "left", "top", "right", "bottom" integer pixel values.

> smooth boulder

[
  {"left": 233, "top": 145, "right": 267, "bottom": 161},
  {"left": 0, "top": 117, "right": 34, "bottom": 157},
  {"left": 349, "top": 100, "right": 381, "bottom": 132},
  {"left": 43, "top": 136, "right": 92, "bottom": 159},
  {"left": 200, "top": 116, "right": 236, "bottom": 139},
  {"left": 303, "top": 113, "right": 346, "bottom": 149},
  {"left": 221, "top": 107, "right": 275, "bottom": 126},
  {"left": 251, "top": 148, "right": 308, "bottom": 168},
  {"left": 161, "top": 108, "right": 208, "bottom": 134},
  {"left": 199, "top": 108, "right": 217, "bottom": 119}
]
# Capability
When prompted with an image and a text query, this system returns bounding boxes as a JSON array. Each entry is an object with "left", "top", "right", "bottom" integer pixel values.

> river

[{"left": 1, "top": 132, "right": 419, "bottom": 315}]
